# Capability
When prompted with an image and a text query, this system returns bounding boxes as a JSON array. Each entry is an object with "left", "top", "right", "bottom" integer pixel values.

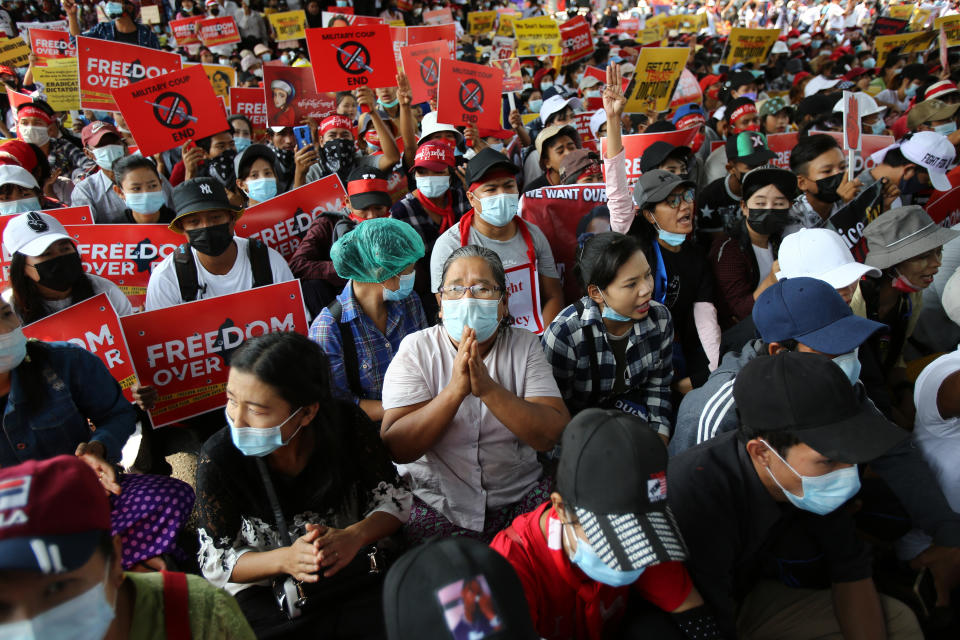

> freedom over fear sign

[{"left": 78, "top": 37, "right": 182, "bottom": 111}]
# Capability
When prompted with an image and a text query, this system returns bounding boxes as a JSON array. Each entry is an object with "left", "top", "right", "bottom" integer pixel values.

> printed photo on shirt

[{"left": 437, "top": 574, "right": 505, "bottom": 640}]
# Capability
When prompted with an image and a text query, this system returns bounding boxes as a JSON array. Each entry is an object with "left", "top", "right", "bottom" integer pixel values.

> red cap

[
  {"left": 414, "top": 141, "right": 454, "bottom": 172},
  {"left": 698, "top": 74, "right": 721, "bottom": 93},
  {"left": 843, "top": 67, "right": 871, "bottom": 81},
  {"left": 533, "top": 67, "right": 555, "bottom": 89},
  {"left": 0, "top": 66, "right": 15, "bottom": 78},
  {"left": 319, "top": 114, "right": 356, "bottom": 138},
  {"left": 792, "top": 71, "right": 812, "bottom": 88},
  {"left": 789, "top": 42, "right": 806, "bottom": 51},
  {"left": 478, "top": 127, "right": 514, "bottom": 140},
  {"left": 81, "top": 120, "right": 121, "bottom": 147},
  {"left": 0, "top": 140, "right": 38, "bottom": 172}
]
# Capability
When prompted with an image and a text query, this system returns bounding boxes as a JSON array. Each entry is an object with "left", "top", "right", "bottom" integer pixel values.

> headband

[
  {"left": 347, "top": 178, "right": 389, "bottom": 196},
  {"left": 17, "top": 106, "right": 52, "bottom": 125},
  {"left": 320, "top": 115, "right": 356, "bottom": 137},
  {"left": 729, "top": 103, "right": 757, "bottom": 123}
]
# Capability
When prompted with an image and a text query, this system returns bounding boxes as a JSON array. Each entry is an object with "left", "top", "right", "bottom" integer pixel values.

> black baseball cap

[
  {"left": 733, "top": 352, "right": 907, "bottom": 464},
  {"left": 171, "top": 177, "right": 241, "bottom": 231},
  {"left": 383, "top": 537, "right": 538, "bottom": 640},
  {"left": 234, "top": 143, "right": 277, "bottom": 179},
  {"left": 725, "top": 70, "right": 757, "bottom": 91},
  {"left": 557, "top": 409, "right": 688, "bottom": 572},
  {"left": 725, "top": 131, "right": 776, "bottom": 167},
  {"left": 639, "top": 141, "right": 691, "bottom": 173},
  {"left": 632, "top": 169, "right": 695, "bottom": 210},
  {"left": 464, "top": 148, "right": 519, "bottom": 186},
  {"left": 346, "top": 166, "right": 392, "bottom": 210}
]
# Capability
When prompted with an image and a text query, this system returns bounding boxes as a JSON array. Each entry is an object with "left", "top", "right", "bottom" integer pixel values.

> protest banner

[
  {"left": 571, "top": 111, "right": 597, "bottom": 142},
  {"left": 29, "top": 28, "right": 75, "bottom": 63},
  {"left": 197, "top": 16, "right": 241, "bottom": 47},
  {"left": 490, "top": 57, "right": 523, "bottom": 92},
  {"left": 262, "top": 63, "right": 335, "bottom": 127},
  {"left": 817, "top": 131, "right": 896, "bottom": 175},
  {"left": 936, "top": 14, "right": 960, "bottom": 47},
  {"left": 872, "top": 16, "right": 909, "bottom": 36},
  {"left": 497, "top": 10, "right": 519, "bottom": 37},
  {"left": 170, "top": 16, "right": 203, "bottom": 47},
  {"left": 514, "top": 16, "right": 562, "bottom": 57},
  {"left": 268, "top": 10, "right": 307, "bottom": 41},
  {"left": 140, "top": 4, "right": 161, "bottom": 25},
  {"left": 828, "top": 180, "right": 884, "bottom": 260},
  {"left": 66, "top": 223, "right": 185, "bottom": 309},
  {"left": 22, "top": 294, "right": 137, "bottom": 403},
  {"left": 437, "top": 58, "right": 504, "bottom": 130},
  {"left": 120, "top": 281, "right": 309, "bottom": 427},
  {"left": 423, "top": 7, "right": 453, "bottom": 25},
  {"left": 607, "top": 17, "right": 640, "bottom": 35},
  {"left": 559, "top": 16, "right": 594, "bottom": 65},
  {"left": 765, "top": 132, "right": 799, "bottom": 170},
  {"left": 32, "top": 58, "right": 80, "bottom": 111},
  {"left": 723, "top": 28, "right": 779, "bottom": 66},
  {"left": 888, "top": 4, "right": 915, "bottom": 20},
  {"left": 112, "top": 65, "right": 229, "bottom": 158},
  {"left": 0, "top": 207, "right": 93, "bottom": 285},
  {"left": 407, "top": 23, "right": 457, "bottom": 58},
  {"left": 235, "top": 174, "right": 348, "bottom": 259},
  {"left": 468, "top": 10, "right": 498, "bottom": 34},
  {"left": 875, "top": 31, "right": 936, "bottom": 67},
  {"left": 305, "top": 24, "right": 397, "bottom": 92},
  {"left": 199, "top": 63, "right": 235, "bottom": 106},
  {"left": 230, "top": 86, "right": 268, "bottom": 138},
  {"left": 78, "top": 37, "right": 181, "bottom": 111},
  {"left": 401, "top": 40, "right": 450, "bottom": 104},
  {"left": 583, "top": 65, "right": 606, "bottom": 84},
  {"left": 640, "top": 26, "right": 665, "bottom": 45},
  {"left": 492, "top": 36, "right": 516, "bottom": 60},
  {"left": 0, "top": 37, "right": 30, "bottom": 68},
  {"left": 669, "top": 68, "right": 703, "bottom": 111},
  {"left": 601, "top": 127, "right": 700, "bottom": 185},
  {"left": 926, "top": 185, "right": 960, "bottom": 228},
  {"left": 623, "top": 47, "right": 689, "bottom": 113}
]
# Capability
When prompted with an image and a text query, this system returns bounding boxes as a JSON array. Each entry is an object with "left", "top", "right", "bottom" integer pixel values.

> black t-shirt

[
  {"left": 696, "top": 175, "right": 741, "bottom": 234},
  {"left": 524, "top": 173, "right": 550, "bottom": 193},
  {"left": 659, "top": 241, "right": 715, "bottom": 386},
  {"left": 113, "top": 28, "right": 139, "bottom": 44}
]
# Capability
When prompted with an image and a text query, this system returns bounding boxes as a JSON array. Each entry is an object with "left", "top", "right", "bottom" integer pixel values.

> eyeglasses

[
  {"left": 440, "top": 284, "right": 502, "bottom": 300},
  {"left": 663, "top": 188, "right": 696, "bottom": 209}
]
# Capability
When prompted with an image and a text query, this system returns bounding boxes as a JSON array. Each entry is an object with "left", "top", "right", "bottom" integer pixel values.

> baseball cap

[
  {"left": 534, "top": 124, "right": 581, "bottom": 159},
  {"left": 725, "top": 70, "right": 757, "bottom": 91},
  {"left": 346, "top": 166, "right": 392, "bottom": 209},
  {"left": 383, "top": 537, "right": 538, "bottom": 640},
  {"left": 234, "top": 143, "right": 277, "bottom": 179},
  {"left": 832, "top": 91, "right": 886, "bottom": 118},
  {"left": 0, "top": 164, "right": 39, "bottom": 191},
  {"left": 924, "top": 80, "right": 959, "bottom": 101},
  {"left": 733, "top": 351, "right": 907, "bottom": 464},
  {"left": 417, "top": 111, "right": 464, "bottom": 146},
  {"left": 672, "top": 103, "right": 706, "bottom": 129},
  {"left": 639, "top": 141, "right": 691, "bottom": 173},
  {"left": 804, "top": 75, "right": 840, "bottom": 97},
  {"left": 0, "top": 140, "right": 39, "bottom": 172},
  {"left": 863, "top": 205, "right": 960, "bottom": 269},
  {"left": 558, "top": 149, "right": 601, "bottom": 184},
  {"left": 0, "top": 455, "right": 111, "bottom": 574},
  {"left": 907, "top": 99, "right": 960, "bottom": 130},
  {"left": 900, "top": 132, "right": 957, "bottom": 192},
  {"left": 632, "top": 169, "right": 695, "bottom": 209},
  {"left": 771, "top": 40, "right": 789, "bottom": 54},
  {"left": 758, "top": 96, "right": 789, "bottom": 118},
  {"left": 81, "top": 120, "right": 121, "bottom": 147},
  {"left": 253, "top": 43, "right": 271, "bottom": 56},
  {"left": 698, "top": 74, "right": 722, "bottom": 94},
  {"left": 725, "top": 131, "right": 776, "bottom": 166},
  {"left": 741, "top": 165, "right": 798, "bottom": 201},
  {"left": 170, "top": 177, "right": 241, "bottom": 231},
  {"left": 539, "top": 94, "right": 579, "bottom": 125},
  {"left": 3, "top": 212, "right": 72, "bottom": 257},
  {"left": 777, "top": 228, "right": 880, "bottom": 288},
  {"left": 557, "top": 409, "right": 687, "bottom": 572},
  {"left": 465, "top": 148, "right": 519, "bottom": 186},
  {"left": 842, "top": 67, "right": 872, "bottom": 82},
  {"left": 413, "top": 141, "right": 455, "bottom": 172},
  {"left": 589, "top": 109, "right": 607, "bottom": 139}
]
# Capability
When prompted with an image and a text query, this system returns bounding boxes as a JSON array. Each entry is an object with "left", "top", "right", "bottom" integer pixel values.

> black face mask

[
  {"left": 209, "top": 6, "right": 220, "bottom": 15},
  {"left": 322, "top": 138, "right": 356, "bottom": 174},
  {"left": 207, "top": 149, "right": 237, "bottom": 186},
  {"left": 274, "top": 148, "right": 294, "bottom": 170},
  {"left": 186, "top": 222, "right": 234, "bottom": 256},
  {"left": 34, "top": 252, "right": 84, "bottom": 292},
  {"left": 813, "top": 172, "right": 844, "bottom": 203},
  {"left": 746, "top": 208, "right": 791, "bottom": 236}
]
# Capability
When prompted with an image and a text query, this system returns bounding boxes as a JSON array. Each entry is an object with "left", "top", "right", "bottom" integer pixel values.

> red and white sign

[
  {"left": 170, "top": 16, "right": 203, "bottom": 47},
  {"left": 229, "top": 86, "right": 268, "bottom": 138},
  {"left": 78, "top": 36, "right": 182, "bottom": 111},
  {"left": 305, "top": 24, "right": 398, "bottom": 92},
  {"left": 423, "top": 7, "right": 454, "bottom": 24},
  {"left": 407, "top": 23, "right": 457, "bottom": 58},
  {"left": 262, "top": 64, "right": 335, "bottom": 128},
  {"left": 437, "top": 58, "right": 504, "bottom": 130},
  {"left": 927, "top": 185, "right": 960, "bottom": 228},
  {"left": 401, "top": 40, "right": 450, "bottom": 104},
  {"left": 29, "top": 28, "right": 75, "bottom": 61},
  {"left": 559, "top": 16, "right": 594, "bottom": 64},
  {"left": 197, "top": 16, "right": 241, "bottom": 47},
  {"left": 0, "top": 207, "right": 93, "bottom": 284},
  {"left": 120, "top": 281, "right": 309, "bottom": 427},
  {"left": 601, "top": 127, "right": 700, "bottom": 185},
  {"left": 842, "top": 91, "right": 861, "bottom": 153},
  {"left": 5, "top": 87, "right": 32, "bottom": 110}
]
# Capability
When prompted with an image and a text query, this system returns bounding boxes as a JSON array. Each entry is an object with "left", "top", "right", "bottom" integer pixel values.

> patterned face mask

[
  {"left": 207, "top": 149, "right": 237, "bottom": 187},
  {"left": 322, "top": 138, "right": 356, "bottom": 175}
]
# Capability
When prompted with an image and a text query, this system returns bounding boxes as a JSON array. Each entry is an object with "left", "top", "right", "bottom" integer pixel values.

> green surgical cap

[{"left": 331, "top": 217, "right": 426, "bottom": 283}]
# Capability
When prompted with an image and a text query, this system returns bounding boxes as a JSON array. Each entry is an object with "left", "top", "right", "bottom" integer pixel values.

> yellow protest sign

[
  {"left": 0, "top": 37, "right": 31, "bottom": 68},
  {"left": 497, "top": 11, "right": 518, "bottom": 37},
  {"left": 935, "top": 14, "right": 960, "bottom": 46},
  {"left": 911, "top": 8, "right": 932, "bottom": 30},
  {"left": 467, "top": 11, "right": 497, "bottom": 34},
  {"left": 268, "top": 10, "right": 307, "bottom": 41},
  {"left": 875, "top": 31, "right": 936, "bottom": 67},
  {"left": 658, "top": 14, "right": 705, "bottom": 34},
  {"left": 200, "top": 63, "right": 235, "bottom": 106},
  {"left": 514, "top": 16, "right": 562, "bottom": 57},
  {"left": 521, "top": 112, "right": 539, "bottom": 125},
  {"left": 623, "top": 47, "right": 690, "bottom": 113},
  {"left": 640, "top": 26, "right": 665, "bottom": 45},
  {"left": 724, "top": 28, "right": 779, "bottom": 65},
  {"left": 32, "top": 57, "right": 79, "bottom": 111},
  {"left": 888, "top": 4, "right": 915, "bottom": 20}
]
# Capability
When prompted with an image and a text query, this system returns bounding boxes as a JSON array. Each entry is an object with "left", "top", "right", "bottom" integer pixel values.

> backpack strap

[
  {"left": 574, "top": 299, "right": 601, "bottom": 409},
  {"left": 161, "top": 571, "right": 193, "bottom": 640},
  {"left": 327, "top": 300, "right": 364, "bottom": 399},
  {"left": 173, "top": 243, "right": 200, "bottom": 303},
  {"left": 247, "top": 238, "right": 273, "bottom": 289}
]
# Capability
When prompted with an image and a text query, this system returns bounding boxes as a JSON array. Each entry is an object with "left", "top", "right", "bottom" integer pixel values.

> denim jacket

[{"left": 0, "top": 342, "right": 136, "bottom": 467}]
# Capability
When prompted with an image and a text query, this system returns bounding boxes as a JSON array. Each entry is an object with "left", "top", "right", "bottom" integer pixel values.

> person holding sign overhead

[{"left": 63, "top": 0, "right": 160, "bottom": 48}]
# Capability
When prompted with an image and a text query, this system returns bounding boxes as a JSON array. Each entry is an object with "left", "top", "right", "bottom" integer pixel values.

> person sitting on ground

[
  {"left": 234, "top": 143, "right": 281, "bottom": 207},
  {"left": 111, "top": 155, "right": 176, "bottom": 225},
  {"left": 524, "top": 124, "right": 581, "bottom": 192},
  {"left": 787, "top": 133, "right": 861, "bottom": 231}
]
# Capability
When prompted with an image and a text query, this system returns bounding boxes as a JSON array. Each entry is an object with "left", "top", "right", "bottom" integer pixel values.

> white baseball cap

[
  {"left": 540, "top": 94, "right": 581, "bottom": 125},
  {"left": 943, "top": 267, "right": 960, "bottom": 327},
  {"left": 417, "top": 111, "right": 464, "bottom": 146},
  {"left": 771, "top": 40, "right": 789, "bottom": 54},
  {"left": 901, "top": 131, "right": 957, "bottom": 192},
  {"left": 2, "top": 212, "right": 72, "bottom": 257},
  {"left": 776, "top": 228, "right": 881, "bottom": 288},
  {"left": 0, "top": 165, "right": 39, "bottom": 191},
  {"left": 832, "top": 91, "right": 886, "bottom": 118},
  {"left": 589, "top": 109, "right": 607, "bottom": 139},
  {"left": 804, "top": 75, "right": 841, "bottom": 97}
]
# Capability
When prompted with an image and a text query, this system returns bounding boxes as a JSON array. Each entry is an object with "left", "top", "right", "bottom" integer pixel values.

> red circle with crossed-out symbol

[
  {"left": 419, "top": 57, "right": 438, "bottom": 86},
  {"left": 336, "top": 40, "right": 371, "bottom": 75},
  {"left": 459, "top": 79, "right": 484, "bottom": 113},
  {"left": 153, "top": 92, "right": 193, "bottom": 129}
]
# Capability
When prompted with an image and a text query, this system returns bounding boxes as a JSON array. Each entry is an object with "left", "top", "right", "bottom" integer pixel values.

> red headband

[
  {"left": 729, "top": 103, "right": 757, "bottom": 123},
  {"left": 17, "top": 106, "right": 52, "bottom": 125},
  {"left": 675, "top": 114, "right": 705, "bottom": 130},
  {"left": 468, "top": 169, "right": 515, "bottom": 193},
  {"left": 347, "top": 178, "right": 389, "bottom": 196},
  {"left": 320, "top": 115, "right": 356, "bottom": 137}
]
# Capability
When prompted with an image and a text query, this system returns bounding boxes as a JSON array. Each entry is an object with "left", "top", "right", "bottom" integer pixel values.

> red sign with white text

[
  {"left": 29, "top": 28, "right": 75, "bottom": 62},
  {"left": 437, "top": 58, "right": 504, "bottom": 130},
  {"left": 927, "top": 185, "right": 960, "bottom": 228},
  {"left": 170, "top": 16, "right": 203, "bottom": 47},
  {"left": 305, "top": 25, "right": 398, "bottom": 92},
  {"left": 423, "top": 7, "right": 454, "bottom": 25},
  {"left": 78, "top": 36, "right": 182, "bottom": 111},
  {"left": 0, "top": 207, "right": 93, "bottom": 284},
  {"left": 559, "top": 17, "right": 594, "bottom": 64},
  {"left": 401, "top": 40, "right": 450, "bottom": 104},
  {"left": 197, "top": 16, "right": 241, "bottom": 47},
  {"left": 229, "top": 86, "right": 268, "bottom": 139},
  {"left": 601, "top": 127, "right": 700, "bottom": 185},
  {"left": 407, "top": 23, "right": 457, "bottom": 58}
]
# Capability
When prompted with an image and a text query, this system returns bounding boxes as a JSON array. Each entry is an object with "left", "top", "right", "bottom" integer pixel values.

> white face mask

[{"left": 19, "top": 125, "right": 50, "bottom": 146}]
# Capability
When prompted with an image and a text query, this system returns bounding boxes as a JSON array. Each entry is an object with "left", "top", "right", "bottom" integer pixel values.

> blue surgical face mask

[
  {"left": 476, "top": 192, "right": 518, "bottom": 227},
  {"left": 832, "top": 348, "right": 861, "bottom": 384},
  {"left": 441, "top": 297, "right": 501, "bottom": 342},
  {"left": 762, "top": 440, "right": 861, "bottom": 516},
  {"left": 106, "top": 1, "right": 124, "bottom": 17},
  {"left": 528, "top": 98, "right": 543, "bottom": 113},
  {"left": 599, "top": 290, "right": 633, "bottom": 323},
  {"left": 904, "top": 84, "right": 918, "bottom": 98},
  {"left": 870, "top": 120, "right": 886, "bottom": 135},
  {"left": 934, "top": 122, "right": 958, "bottom": 136},
  {"left": 234, "top": 136, "right": 252, "bottom": 153},
  {"left": 0, "top": 197, "right": 41, "bottom": 215},
  {"left": 585, "top": 89, "right": 601, "bottom": 98},
  {"left": 0, "top": 327, "right": 27, "bottom": 374},
  {"left": 540, "top": 80, "right": 554, "bottom": 90},
  {"left": 655, "top": 222, "right": 686, "bottom": 246},
  {"left": 522, "top": 82, "right": 533, "bottom": 90},
  {"left": 862, "top": 57, "right": 876, "bottom": 69},
  {"left": 262, "top": 53, "right": 272, "bottom": 62},
  {"left": 487, "top": 142, "right": 504, "bottom": 153},
  {"left": 124, "top": 190, "right": 165, "bottom": 215},
  {"left": 92, "top": 144, "right": 125, "bottom": 171},
  {"left": 811, "top": 39, "right": 822, "bottom": 49},
  {"left": 336, "top": 0, "right": 349, "bottom": 5},
  {"left": 378, "top": 98, "right": 399, "bottom": 109},
  {"left": 564, "top": 524, "right": 645, "bottom": 587},
  {"left": 383, "top": 271, "right": 416, "bottom": 301},
  {"left": 416, "top": 175, "right": 449, "bottom": 198},
  {"left": 711, "top": 63, "right": 722, "bottom": 74},
  {"left": 227, "top": 406, "right": 303, "bottom": 457},
  {"left": 244, "top": 177, "right": 278, "bottom": 202},
  {"left": 741, "top": 91, "right": 758, "bottom": 101}
]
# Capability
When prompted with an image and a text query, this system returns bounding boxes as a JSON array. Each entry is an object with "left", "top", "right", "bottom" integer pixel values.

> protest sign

[
  {"left": 0, "top": 37, "right": 30, "bottom": 68},
  {"left": 305, "top": 24, "right": 397, "bottom": 91},
  {"left": 828, "top": 180, "right": 884, "bottom": 260},
  {"left": 423, "top": 7, "right": 453, "bottom": 25},
  {"left": 170, "top": 16, "right": 203, "bottom": 47},
  {"left": 497, "top": 10, "right": 519, "bottom": 37},
  {"left": 0, "top": 207, "right": 93, "bottom": 285},
  {"left": 120, "top": 281, "right": 309, "bottom": 427},
  {"left": 235, "top": 174, "right": 348, "bottom": 259},
  {"left": 407, "top": 24, "right": 457, "bottom": 58},
  {"left": 200, "top": 63, "right": 235, "bottom": 106},
  {"left": 32, "top": 58, "right": 80, "bottom": 111},
  {"left": 268, "top": 10, "right": 307, "bottom": 41},
  {"left": 230, "top": 86, "right": 268, "bottom": 138},
  {"left": 29, "top": 28, "right": 75, "bottom": 63},
  {"left": 197, "top": 16, "right": 241, "bottom": 47},
  {"left": 514, "top": 16, "right": 562, "bottom": 57},
  {"left": 765, "top": 132, "right": 799, "bottom": 170},
  {"left": 583, "top": 65, "right": 606, "bottom": 84},
  {"left": 490, "top": 57, "right": 523, "bottom": 92},
  {"left": 66, "top": 224, "right": 185, "bottom": 309},
  {"left": 559, "top": 17, "right": 594, "bottom": 65},
  {"left": 14, "top": 20, "right": 68, "bottom": 40},
  {"left": 262, "top": 63, "right": 335, "bottom": 127},
  {"left": 492, "top": 36, "right": 516, "bottom": 60},
  {"left": 112, "top": 65, "right": 229, "bottom": 158},
  {"left": 321, "top": 11, "right": 365, "bottom": 27},
  {"left": 401, "top": 40, "right": 450, "bottom": 104},
  {"left": 817, "top": 131, "right": 896, "bottom": 175},
  {"left": 640, "top": 26, "right": 665, "bottom": 45},
  {"left": 571, "top": 111, "right": 597, "bottom": 142},
  {"left": 78, "top": 37, "right": 181, "bottom": 111},
  {"left": 468, "top": 11, "right": 498, "bottom": 34},
  {"left": 936, "top": 14, "right": 960, "bottom": 47},
  {"left": 607, "top": 17, "right": 640, "bottom": 35},
  {"left": 888, "top": 4, "right": 915, "bottom": 20},
  {"left": 22, "top": 294, "right": 137, "bottom": 403},
  {"left": 842, "top": 91, "right": 861, "bottom": 181},
  {"left": 623, "top": 47, "right": 689, "bottom": 113},
  {"left": 875, "top": 31, "right": 936, "bottom": 67},
  {"left": 437, "top": 58, "right": 504, "bottom": 130},
  {"left": 140, "top": 4, "right": 161, "bottom": 25},
  {"left": 926, "top": 186, "right": 960, "bottom": 228},
  {"left": 601, "top": 127, "right": 700, "bottom": 185},
  {"left": 723, "top": 28, "right": 779, "bottom": 66},
  {"left": 872, "top": 17, "right": 909, "bottom": 36},
  {"left": 5, "top": 87, "right": 32, "bottom": 111},
  {"left": 911, "top": 8, "right": 933, "bottom": 30},
  {"left": 669, "top": 68, "right": 702, "bottom": 111}
]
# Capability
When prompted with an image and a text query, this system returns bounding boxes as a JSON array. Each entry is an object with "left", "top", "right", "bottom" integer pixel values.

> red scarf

[{"left": 414, "top": 189, "right": 457, "bottom": 232}]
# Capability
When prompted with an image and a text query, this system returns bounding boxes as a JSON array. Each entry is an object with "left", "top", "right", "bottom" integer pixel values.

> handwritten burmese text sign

[{"left": 78, "top": 37, "right": 182, "bottom": 111}]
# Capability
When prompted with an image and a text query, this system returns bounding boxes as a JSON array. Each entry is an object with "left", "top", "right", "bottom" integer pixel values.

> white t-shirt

[
  {"left": 825, "top": 2, "right": 845, "bottom": 30},
  {"left": 752, "top": 244, "right": 774, "bottom": 280},
  {"left": 144, "top": 236, "right": 293, "bottom": 310},
  {"left": 2, "top": 273, "right": 133, "bottom": 319}
]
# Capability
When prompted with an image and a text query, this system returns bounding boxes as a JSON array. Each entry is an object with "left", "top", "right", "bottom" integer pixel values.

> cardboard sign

[
  {"left": 559, "top": 17, "right": 594, "bottom": 65},
  {"left": 514, "top": 16, "right": 562, "bottom": 57},
  {"left": 875, "top": 31, "right": 936, "bottom": 67},
  {"left": 32, "top": 58, "right": 80, "bottom": 111},
  {"left": 437, "top": 58, "right": 504, "bottom": 130},
  {"left": 120, "top": 281, "right": 309, "bottom": 427},
  {"left": 200, "top": 63, "right": 235, "bottom": 106},
  {"left": 0, "top": 37, "right": 30, "bottom": 68},
  {"left": 0, "top": 207, "right": 93, "bottom": 285},
  {"left": 723, "top": 28, "right": 779, "bottom": 65},
  {"left": 305, "top": 25, "right": 397, "bottom": 92},
  {"left": 490, "top": 57, "right": 523, "bottom": 93},
  {"left": 197, "top": 16, "right": 241, "bottom": 47},
  {"left": 600, "top": 127, "right": 700, "bottom": 185},
  {"left": 29, "top": 28, "right": 75, "bottom": 62},
  {"left": 926, "top": 185, "right": 960, "bottom": 228},
  {"left": 828, "top": 180, "right": 884, "bottom": 260},
  {"left": 492, "top": 35, "right": 516, "bottom": 60},
  {"left": 235, "top": 174, "right": 348, "bottom": 259},
  {"left": 401, "top": 40, "right": 450, "bottom": 104},
  {"left": 407, "top": 24, "right": 457, "bottom": 58},
  {"left": 872, "top": 17, "right": 909, "bottom": 36},
  {"left": 468, "top": 10, "right": 498, "bottom": 34},
  {"left": 623, "top": 47, "right": 689, "bottom": 113},
  {"left": 112, "top": 65, "right": 229, "bottom": 158},
  {"left": 22, "top": 294, "right": 137, "bottom": 403},
  {"left": 170, "top": 16, "right": 203, "bottom": 47},
  {"left": 66, "top": 224, "right": 184, "bottom": 309},
  {"left": 262, "top": 64, "right": 335, "bottom": 127},
  {"left": 936, "top": 15, "right": 960, "bottom": 47},
  {"left": 268, "top": 10, "right": 307, "bottom": 41},
  {"left": 911, "top": 8, "right": 933, "bottom": 30},
  {"left": 78, "top": 37, "right": 182, "bottom": 111},
  {"left": 423, "top": 8, "right": 453, "bottom": 25},
  {"left": 14, "top": 20, "right": 68, "bottom": 40},
  {"left": 229, "top": 86, "right": 268, "bottom": 138}
]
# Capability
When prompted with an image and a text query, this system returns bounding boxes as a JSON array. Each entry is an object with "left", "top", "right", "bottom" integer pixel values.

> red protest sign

[
  {"left": 78, "top": 36, "right": 182, "bottom": 111},
  {"left": 765, "top": 132, "right": 798, "bottom": 170},
  {"left": 0, "top": 207, "right": 93, "bottom": 285},
  {"left": 229, "top": 86, "right": 268, "bottom": 139},
  {"left": 584, "top": 65, "right": 605, "bottom": 84},
  {"left": 818, "top": 131, "right": 896, "bottom": 175},
  {"left": 407, "top": 23, "right": 457, "bottom": 58},
  {"left": 437, "top": 58, "right": 504, "bottom": 130},
  {"left": 120, "top": 281, "right": 309, "bottom": 427},
  {"left": 169, "top": 16, "right": 203, "bottom": 47},
  {"left": 601, "top": 127, "right": 699, "bottom": 185},
  {"left": 559, "top": 17, "right": 594, "bottom": 64},
  {"left": 22, "top": 293, "right": 137, "bottom": 403},
  {"left": 235, "top": 174, "right": 348, "bottom": 259},
  {"left": 401, "top": 40, "right": 449, "bottom": 103},
  {"left": 29, "top": 28, "right": 75, "bottom": 62},
  {"left": 262, "top": 64, "right": 335, "bottom": 128},
  {"left": 112, "top": 65, "right": 229, "bottom": 157},
  {"left": 197, "top": 16, "right": 241, "bottom": 47},
  {"left": 843, "top": 91, "right": 861, "bottom": 152},
  {"left": 5, "top": 87, "right": 32, "bottom": 110},
  {"left": 305, "top": 24, "right": 398, "bottom": 92},
  {"left": 66, "top": 223, "right": 184, "bottom": 309},
  {"left": 926, "top": 184, "right": 960, "bottom": 228},
  {"left": 423, "top": 7, "right": 454, "bottom": 25}
]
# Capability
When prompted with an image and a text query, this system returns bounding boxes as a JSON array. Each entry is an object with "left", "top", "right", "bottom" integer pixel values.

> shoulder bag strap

[
  {"left": 254, "top": 458, "right": 292, "bottom": 546},
  {"left": 173, "top": 243, "right": 200, "bottom": 302},
  {"left": 161, "top": 570, "right": 193, "bottom": 640},
  {"left": 327, "top": 299, "right": 363, "bottom": 399},
  {"left": 248, "top": 239, "right": 274, "bottom": 288}
]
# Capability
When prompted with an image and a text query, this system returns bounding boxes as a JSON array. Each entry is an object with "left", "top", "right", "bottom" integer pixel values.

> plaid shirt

[
  {"left": 541, "top": 296, "right": 674, "bottom": 436},
  {"left": 389, "top": 187, "right": 470, "bottom": 249},
  {"left": 309, "top": 282, "right": 428, "bottom": 403}
]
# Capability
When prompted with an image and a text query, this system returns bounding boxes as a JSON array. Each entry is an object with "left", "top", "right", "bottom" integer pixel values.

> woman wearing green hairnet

[{"left": 309, "top": 218, "right": 429, "bottom": 422}]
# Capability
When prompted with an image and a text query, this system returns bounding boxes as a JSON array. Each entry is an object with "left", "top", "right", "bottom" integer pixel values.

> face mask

[
  {"left": 34, "top": 251, "right": 84, "bottom": 292},
  {"left": 210, "top": 6, "right": 220, "bottom": 14},
  {"left": 891, "top": 269, "right": 923, "bottom": 293},
  {"left": 746, "top": 208, "right": 790, "bottom": 236},
  {"left": 378, "top": 98, "right": 399, "bottom": 109},
  {"left": 862, "top": 57, "right": 876, "bottom": 69},
  {"left": 811, "top": 39, "right": 822, "bottom": 49},
  {"left": 227, "top": 406, "right": 303, "bottom": 457},
  {"left": 540, "top": 80, "right": 554, "bottom": 90},
  {"left": 934, "top": 122, "right": 958, "bottom": 136},
  {"left": 904, "top": 84, "right": 918, "bottom": 98},
  {"left": 281, "top": 53, "right": 292, "bottom": 64},
  {"left": 186, "top": 222, "right": 234, "bottom": 256},
  {"left": 813, "top": 172, "right": 844, "bottom": 203},
  {"left": 736, "top": 122, "right": 761, "bottom": 133},
  {"left": 741, "top": 91, "right": 757, "bottom": 101},
  {"left": 761, "top": 440, "right": 861, "bottom": 515},
  {"left": 234, "top": 136, "right": 252, "bottom": 153},
  {"left": 656, "top": 225, "right": 686, "bottom": 246},
  {"left": 383, "top": 272, "right": 415, "bottom": 301},
  {"left": 564, "top": 525, "right": 645, "bottom": 587},
  {"left": 599, "top": 290, "right": 633, "bottom": 322},
  {"left": 0, "top": 197, "right": 41, "bottom": 215},
  {"left": 522, "top": 82, "right": 533, "bottom": 90},
  {"left": 487, "top": 142, "right": 504, "bottom": 153},
  {"left": 441, "top": 297, "right": 501, "bottom": 342},
  {"left": 0, "top": 327, "right": 27, "bottom": 374},
  {"left": 585, "top": 89, "right": 601, "bottom": 98},
  {"left": 336, "top": 0, "right": 349, "bottom": 5},
  {"left": 528, "top": 98, "right": 542, "bottom": 113},
  {"left": 252, "top": 68, "right": 263, "bottom": 78},
  {"left": 92, "top": 144, "right": 125, "bottom": 171},
  {"left": 323, "top": 138, "right": 356, "bottom": 174},
  {"left": 244, "top": 177, "right": 278, "bottom": 202},
  {"left": 711, "top": 63, "right": 722, "bottom": 74},
  {"left": 106, "top": 1, "right": 124, "bottom": 17},
  {"left": 832, "top": 348, "right": 861, "bottom": 384},
  {"left": 416, "top": 175, "right": 449, "bottom": 198},
  {"left": 92, "top": 110, "right": 111, "bottom": 121},
  {"left": 19, "top": 125, "right": 50, "bottom": 146},
  {"left": 124, "top": 190, "right": 165, "bottom": 215},
  {"left": 262, "top": 53, "right": 272, "bottom": 62},
  {"left": 475, "top": 192, "right": 518, "bottom": 227},
  {"left": 870, "top": 120, "right": 885, "bottom": 135}
]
